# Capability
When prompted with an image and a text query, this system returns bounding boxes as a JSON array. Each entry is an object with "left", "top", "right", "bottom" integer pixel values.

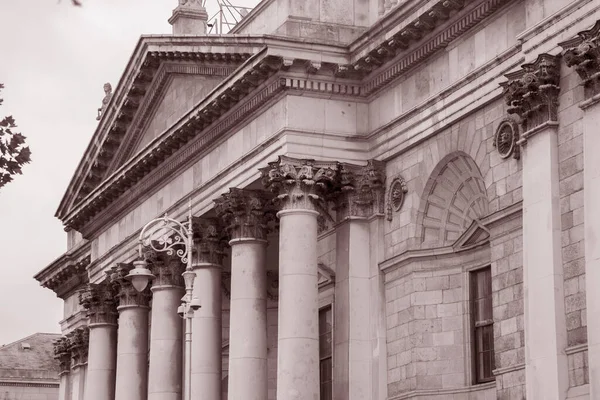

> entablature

[
  {"left": 34, "top": 243, "right": 91, "bottom": 298},
  {"left": 57, "top": 0, "right": 516, "bottom": 237}
]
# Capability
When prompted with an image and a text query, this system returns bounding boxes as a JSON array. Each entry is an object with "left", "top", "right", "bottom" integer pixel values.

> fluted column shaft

[
  {"left": 148, "top": 258, "right": 185, "bottom": 400},
  {"left": 111, "top": 263, "right": 151, "bottom": 400},
  {"left": 80, "top": 282, "right": 118, "bottom": 400},
  {"left": 215, "top": 189, "right": 274, "bottom": 400},
  {"left": 190, "top": 218, "right": 228, "bottom": 400}
]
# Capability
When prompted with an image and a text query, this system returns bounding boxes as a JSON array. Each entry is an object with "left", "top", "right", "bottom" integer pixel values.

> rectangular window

[
  {"left": 319, "top": 305, "right": 333, "bottom": 400},
  {"left": 470, "top": 267, "right": 495, "bottom": 383}
]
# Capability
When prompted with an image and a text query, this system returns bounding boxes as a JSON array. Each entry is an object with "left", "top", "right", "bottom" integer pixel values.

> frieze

[
  {"left": 560, "top": 20, "right": 600, "bottom": 100},
  {"left": 336, "top": 160, "right": 386, "bottom": 220},
  {"left": 500, "top": 54, "right": 561, "bottom": 134},
  {"left": 191, "top": 218, "right": 229, "bottom": 266},
  {"left": 214, "top": 188, "right": 277, "bottom": 240},
  {"left": 79, "top": 279, "right": 118, "bottom": 325},
  {"left": 109, "top": 263, "right": 151, "bottom": 307}
]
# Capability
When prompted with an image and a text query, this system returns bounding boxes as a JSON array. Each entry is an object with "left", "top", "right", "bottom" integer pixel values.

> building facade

[
  {"left": 0, "top": 333, "right": 61, "bottom": 400},
  {"left": 34, "top": 0, "right": 600, "bottom": 399}
]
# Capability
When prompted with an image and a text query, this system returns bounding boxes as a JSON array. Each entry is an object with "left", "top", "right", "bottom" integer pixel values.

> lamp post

[{"left": 126, "top": 205, "right": 198, "bottom": 400}]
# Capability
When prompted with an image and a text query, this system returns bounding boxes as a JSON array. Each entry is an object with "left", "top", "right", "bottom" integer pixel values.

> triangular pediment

[
  {"left": 318, "top": 262, "right": 336, "bottom": 288},
  {"left": 452, "top": 220, "right": 490, "bottom": 251},
  {"left": 110, "top": 64, "right": 233, "bottom": 173},
  {"left": 56, "top": 38, "right": 257, "bottom": 223}
]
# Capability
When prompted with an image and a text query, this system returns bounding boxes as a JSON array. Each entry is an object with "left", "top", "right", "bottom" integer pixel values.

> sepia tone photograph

[{"left": 0, "top": 0, "right": 599, "bottom": 399}]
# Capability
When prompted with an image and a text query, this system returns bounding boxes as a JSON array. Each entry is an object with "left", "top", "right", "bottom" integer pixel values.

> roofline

[
  {"left": 1, "top": 333, "right": 62, "bottom": 348},
  {"left": 55, "top": 34, "right": 349, "bottom": 223}
]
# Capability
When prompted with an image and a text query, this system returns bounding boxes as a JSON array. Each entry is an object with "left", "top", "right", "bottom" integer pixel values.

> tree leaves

[{"left": 0, "top": 84, "right": 31, "bottom": 190}]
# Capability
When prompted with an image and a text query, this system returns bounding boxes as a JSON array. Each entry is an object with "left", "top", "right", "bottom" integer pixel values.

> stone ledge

[{"left": 389, "top": 381, "right": 496, "bottom": 400}]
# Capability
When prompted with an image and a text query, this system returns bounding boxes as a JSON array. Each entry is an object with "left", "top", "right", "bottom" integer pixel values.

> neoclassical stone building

[{"left": 34, "top": 0, "right": 600, "bottom": 399}]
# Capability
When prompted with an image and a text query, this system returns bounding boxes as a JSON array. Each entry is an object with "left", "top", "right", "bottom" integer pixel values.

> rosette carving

[
  {"left": 560, "top": 20, "right": 600, "bottom": 99},
  {"left": 336, "top": 160, "right": 386, "bottom": 220},
  {"left": 214, "top": 188, "right": 277, "bottom": 240},
  {"left": 79, "top": 280, "right": 118, "bottom": 325},
  {"left": 501, "top": 54, "right": 561, "bottom": 133},
  {"left": 109, "top": 263, "right": 151, "bottom": 307},
  {"left": 67, "top": 327, "right": 89, "bottom": 367},
  {"left": 259, "top": 156, "right": 340, "bottom": 213},
  {"left": 191, "top": 217, "right": 229, "bottom": 266},
  {"left": 54, "top": 337, "right": 71, "bottom": 375}
]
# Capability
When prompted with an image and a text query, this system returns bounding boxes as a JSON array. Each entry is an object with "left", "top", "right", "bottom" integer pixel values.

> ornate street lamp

[{"left": 126, "top": 204, "right": 198, "bottom": 400}]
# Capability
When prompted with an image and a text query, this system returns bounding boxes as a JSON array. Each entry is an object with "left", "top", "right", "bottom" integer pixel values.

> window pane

[
  {"left": 319, "top": 333, "right": 333, "bottom": 358},
  {"left": 320, "top": 358, "right": 333, "bottom": 383},
  {"left": 319, "top": 307, "right": 333, "bottom": 335},
  {"left": 320, "top": 381, "right": 333, "bottom": 400},
  {"left": 472, "top": 267, "right": 495, "bottom": 384}
]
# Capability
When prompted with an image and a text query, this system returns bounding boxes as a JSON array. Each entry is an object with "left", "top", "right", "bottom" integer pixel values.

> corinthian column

[
  {"left": 147, "top": 252, "right": 185, "bottom": 400},
  {"left": 110, "top": 263, "right": 151, "bottom": 400},
  {"left": 80, "top": 280, "right": 118, "bottom": 400},
  {"left": 54, "top": 337, "right": 71, "bottom": 400},
  {"left": 67, "top": 327, "right": 89, "bottom": 400},
  {"left": 260, "top": 156, "right": 339, "bottom": 400},
  {"left": 189, "top": 218, "right": 228, "bottom": 400},
  {"left": 214, "top": 189, "right": 276, "bottom": 400},
  {"left": 502, "top": 54, "right": 568, "bottom": 400},
  {"left": 334, "top": 161, "right": 386, "bottom": 400},
  {"left": 562, "top": 26, "right": 600, "bottom": 398}
]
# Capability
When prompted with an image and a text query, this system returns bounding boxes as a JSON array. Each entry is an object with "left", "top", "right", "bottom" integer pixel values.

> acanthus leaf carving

[
  {"left": 336, "top": 160, "right": 386, "bottom": 220},
  {"left": 109, "top": 262, "right": 151, "bottom": 307},
  {"left": 500, "top": 54, "right": 561, "bottom": 133},
  {"left": 214, "top": 188, "right": 277, "bottom": 240},
  {"left": 259, "top": 156, "right": 340, "bottom": 214},
  {"left": 191, "top": 217, "right": 229, "bottom": 266},
  {"left": 79, "top": 279, "right": 118, "bottom": 325},
  {"left": 560, "top": 20, "right": 600, "bottom": 100}
]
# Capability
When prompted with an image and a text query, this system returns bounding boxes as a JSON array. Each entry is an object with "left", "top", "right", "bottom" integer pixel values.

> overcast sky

[{"left": 0, "top": 0, "right": 257, "bottom": 346}]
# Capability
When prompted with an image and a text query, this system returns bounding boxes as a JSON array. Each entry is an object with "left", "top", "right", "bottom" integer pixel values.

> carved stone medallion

[
  {"left": 493, "top": 119, "right": 520, "bottom": 160},
  {"left": 387, "top": 177, "right": 408, "bottom": 221}
]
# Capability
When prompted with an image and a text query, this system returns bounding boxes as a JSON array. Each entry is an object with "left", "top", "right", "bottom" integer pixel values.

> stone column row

[{"left": 54, "top": 327, "right": 89, "bottom": 400}]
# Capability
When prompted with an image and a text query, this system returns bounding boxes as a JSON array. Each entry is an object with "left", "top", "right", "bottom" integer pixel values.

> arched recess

[{"left": 416, "top": 151, "right": 489, "bottom": 248}]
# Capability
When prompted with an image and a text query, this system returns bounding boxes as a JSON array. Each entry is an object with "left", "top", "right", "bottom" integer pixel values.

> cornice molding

[
  {"left": 0, "top": 380, "right": 59, "bottom": 388},
  {"left": 58, "top": 0, "right": 511, "bottom": 234},
  {"left": 110, "top": 62, "right": 238, "bottom": 175},
  {"left": 34, "top": 249, "right": 91, "bottom": 297}
]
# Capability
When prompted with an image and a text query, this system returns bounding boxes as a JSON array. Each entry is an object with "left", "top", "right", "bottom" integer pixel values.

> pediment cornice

[{"left": 57, "top": 0, "right": 511, "bottom": 233}]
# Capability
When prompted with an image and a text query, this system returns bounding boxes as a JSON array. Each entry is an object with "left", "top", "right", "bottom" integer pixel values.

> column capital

[
  {"left": 145, "top": 247, "right": 186, "bottom": 288},
  {"left": 560, "top": 20, "right": 600, "bottom": 101},
  {"left": 500, "top": 53, "right": 561, "bottom": 133},
  {"left": 214, "top": 188, "right": 277, "bottom": 240},
  {"left": 259, "top": 155, "right": 340, "bottom": 213},
  {"left": 109, "top": 263, "right": 151, "bottom": 307},
  {"left": 191, "top": 217, "right": 228, "bottom": 267},
  {"left": 54, "top": 337, "right": 71, "bottom": 375},
  {"left": 79, "top": 280, "right": 118, "bottom": 326},
  {"left": 336, "top": 160, "right": 386, "bottom": 220},
  {"left": 67, "top": 327, "right": 89, "bottom": 367}
]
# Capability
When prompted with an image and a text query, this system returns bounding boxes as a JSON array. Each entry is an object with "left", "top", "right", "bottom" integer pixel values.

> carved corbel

[{"left": 306, "top": 61, "right": 322, "bottom": 74}]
